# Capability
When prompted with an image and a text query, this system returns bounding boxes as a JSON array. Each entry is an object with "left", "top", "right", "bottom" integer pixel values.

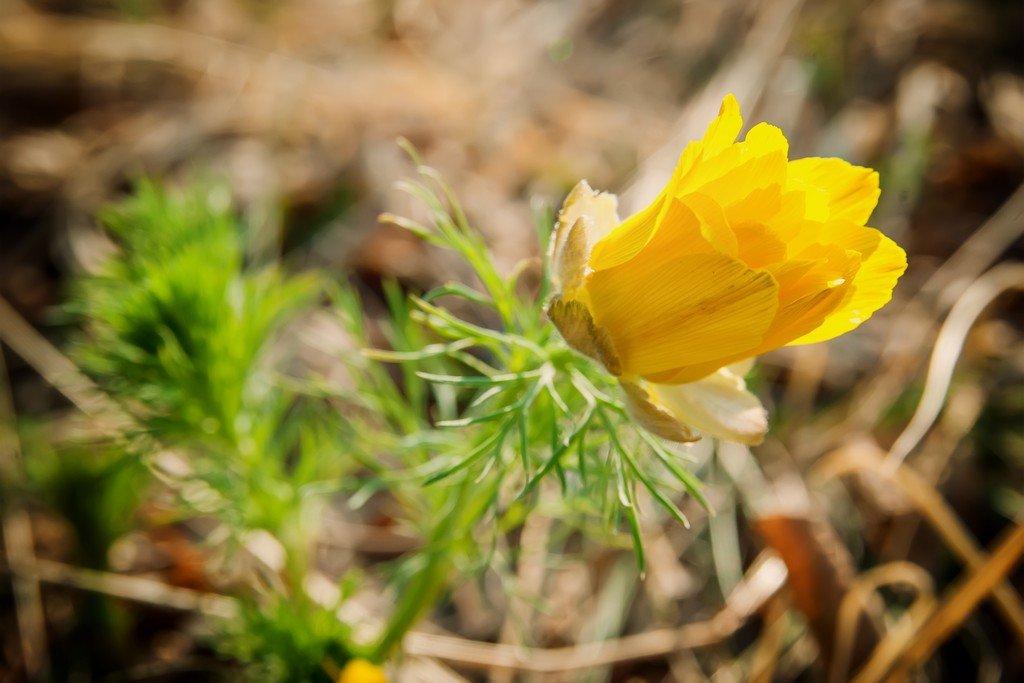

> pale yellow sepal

[
  {"left": 647, "top": 366, "right": 768, "bottom": 445},
  {"left": 338, "top": 658, "right": 387, "bottom": 683}
]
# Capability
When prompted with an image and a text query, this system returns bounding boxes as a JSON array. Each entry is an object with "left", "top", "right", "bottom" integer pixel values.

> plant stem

[{"left": 372, "top": 473, "right": 499, "bottom": 659}]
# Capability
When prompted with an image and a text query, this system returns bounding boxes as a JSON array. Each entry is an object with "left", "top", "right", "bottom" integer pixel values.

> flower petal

[
  {"left": 678, "top": 123, "right": 789, "bottom": 205},
  {"left": 339, "top": 659, "right": 388, "bottom": 683},
  {"left": 649, "top": 367, "right": 768, "bottom": 445},
  {"left": 586, "top": 252, "right": 778, "bottom": 377},
  {"left": 680, "top": 193, "right": 739, "bottom": 257},
  {"left": 787, "top": 157, "right": 880, "bottom": 225},
  {"left": 701, "top": 93, "right": 744, "bottom": 157},
  {"left": 587, "top": 195, "right": 664, "bottom": 271},
  {"left": 645, "top": 246, "right": 861, "bottom": 384},
  {"left": 556, "top": 218, "right": 590, "bottom": 294},
  {"left": 620, "top": 196, "right": 731, "bottom": 274},
  {"left": 551, "top": 180, "right": 620, "bottom": 251},
  {"left": 589, "top": 94, "right": 744, "bottom": 271},
  {"left": 790, "top": 224, "right": 906, "bottom": 344}
]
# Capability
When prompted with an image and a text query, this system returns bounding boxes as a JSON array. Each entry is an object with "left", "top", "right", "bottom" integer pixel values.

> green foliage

[
  {"left": 11, "top": 429, "right": 147, "bottom": 677},
  {"left": 57, "top": 166, "right": 711, "bottom": 672},
  {"left": 379, "top": 147, "right": 707, "bottom": 526},
  {"left": 341, "top": 148, "right": 711, "bottom": 656},
  {"left": 17, "top": 429, "right": 147, "bottom": 569},
  {"left": 217, "top": 596, "right": 358, "bottom": 683},
  {"left": 66, "top": 179, "right": 364, "bottom": 679},
  {"left": 72, "top": 180, "right": 315, "bottom": 446}
]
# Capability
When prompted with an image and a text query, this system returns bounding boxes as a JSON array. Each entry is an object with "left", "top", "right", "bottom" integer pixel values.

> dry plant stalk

[
  {"left": 754, "top": 512, "right": 881, "bottom": 671},
  {"left": 0, "top": 349, "right": 51, "bottom": 681},
  {"left": 813, "top": 440, "right": 1024, "bottom": 644}
]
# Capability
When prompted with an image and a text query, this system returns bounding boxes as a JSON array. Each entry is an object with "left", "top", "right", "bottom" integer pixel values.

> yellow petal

[
  {"left": 678, "top": 123, "right": 789, "bottom": 206},
  {"left": 647, "top": 247, "right": 860, "bottom": 384},
  {"left": 723, "top": 184, "right": 781, "bottom": 228},
  {"left": 759, "top": 279, "right": 853, "bottom": 349},
  {"left": 586, "top": 253, "right": 778, "bottom": 377},
  {"left": 732, "top": 221, "right": 788, "bottom": 269},
  {"left": 787, "top": 157, "right": 880, "bottom": 225},
  {"left": 620, "top": 197, "right": 729, "bottom": 276},
  {"left": 587, "top": 194, "right": 664, "bottom": 271},
  {"left": 681, "top": 193, "right": 739, "bottom": 257},
  {"left": 589, "top": 95, "right": 744, "bottom": 271},
  {"left": 701, "top": 93, "right": 744, "bottom": 157},
  {"left": 790, "top": 224, "right": 906, "bottom": 345},
  {"left": 649, "top": 367, "right": 768, "bottom": 445}
]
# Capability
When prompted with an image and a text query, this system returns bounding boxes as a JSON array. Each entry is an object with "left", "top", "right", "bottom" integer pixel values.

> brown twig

[
  {"left": 2, "top": 556, "right": 238, "bottom": 619},
  {"left": 887, "top": 262, "right": 1024, "bottom": 466},
  {"left": 0, "top": 348, "right": 51, "bottom": 681},
  {"left": 856, "top": 522, "right": 1024, "bottom": 682},
  {"left": 403, "top": 553, "right": 787, "bottom": 673},
  {"left": 813, "top": 442, "right": 1024, "bottom": 645},
  {"left": 0, "top": 294, "right": 131, "bottom": 427}
]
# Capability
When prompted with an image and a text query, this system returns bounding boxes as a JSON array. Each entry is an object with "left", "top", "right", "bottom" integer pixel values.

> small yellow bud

[{"left": 338, "top": 658, "right": 387, "bottom": 683}]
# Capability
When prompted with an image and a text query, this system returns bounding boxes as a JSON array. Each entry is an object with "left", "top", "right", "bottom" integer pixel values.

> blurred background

[{"left": 1, "top": 0, "right": 1023, "bottom": 681}]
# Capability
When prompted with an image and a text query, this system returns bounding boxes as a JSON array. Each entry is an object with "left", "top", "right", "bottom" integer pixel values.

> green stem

[{"left": 371, "top": 473, "right": 499, "bottom": 659}]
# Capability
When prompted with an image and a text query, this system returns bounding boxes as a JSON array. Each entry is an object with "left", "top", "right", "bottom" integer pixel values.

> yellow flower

[
  {"left": 548, "top": 94, "right": 906, "bottom": 445},
  {"left": 338, "top": 658, "right": 387, "bottom": 683}
]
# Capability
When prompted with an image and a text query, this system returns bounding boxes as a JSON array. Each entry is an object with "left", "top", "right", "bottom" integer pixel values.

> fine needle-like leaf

[
  {"left": 637, "top": 429, "right": 711, "bottom": 511},
  {"left": 423, "top": 419, "right": 514, "bottom": 485},
  {"left": 610, "top": 444, "right": 646, "bottom": 575},
  {"left": 422, "top": 282, "right": 494, "bottom": 307},
  {"left": 362, "top": 338, "right": 475, "bottom": 362},
  {"left": 415, "top": 369, "right": 542, "bottom": 386},
  {"left": 519, "top": 404, "right": 594, "bottom": 495},
  {"left": 434, "top": 402, "right": 523, "bottom": 427}
]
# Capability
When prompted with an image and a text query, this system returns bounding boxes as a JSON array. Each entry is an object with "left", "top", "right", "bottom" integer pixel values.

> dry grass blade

[
  {"left": 813, "top": 442, "right": 1024, "bottom": 645},
  {"left": 854, "top": 523, "right": 1024, "bottom": 682},
  {"left": 888, "top": 262, "right": 1024, "bottom": 466},
  {"left": 0, "top": 295, "right": 131, "bottom": 427},
  {"left": 1, "top": 557, "right": 239, "bottom": 619},
  {"left": 831, "top": 562, "right": 935, "bottom": 683},
  {"left": 896, "top": 522, "right": 1024, "bottom": 672},
  {"left": 400, "top": 658, "right": 471, "bottom": 683},
  {"left": 920, "top": 183, "right": 1024, "bottom": 308},
  {"left": 0, "top": 349, "right": 51, "bottom": 681},
  {"left": 403, "top": 554, "right": 787, "bottom": 673},
  {"left": 748, "top": 597, "right": 788, "bottom": 683}
]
